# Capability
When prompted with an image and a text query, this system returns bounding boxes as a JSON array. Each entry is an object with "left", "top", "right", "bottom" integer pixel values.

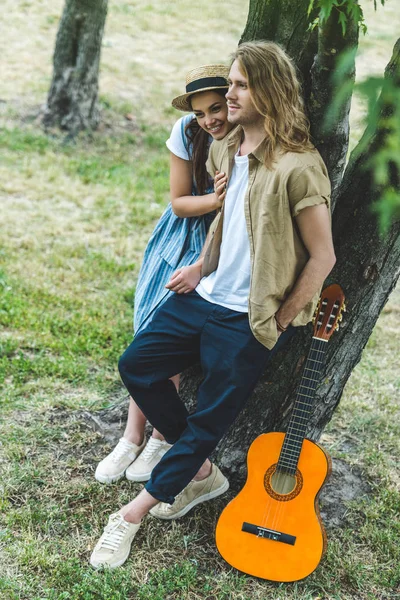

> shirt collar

[{"left": 226, "top": 125, "right": 267, "bottom": 163}]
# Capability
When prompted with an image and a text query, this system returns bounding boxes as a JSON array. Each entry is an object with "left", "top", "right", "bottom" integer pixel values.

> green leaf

[
  {"left": 307, "top": 17, "right": 320, "bottom": 31},
  {"left": 324, "top": 79, "right": 355, "bottom": 129},
  {"left": 371, "top": 188, "right": 400, "bottom": 234},
  {"left": 331, "top": 47, "right": 358, "bottom": 85},
  {"left": 352, "top": 2, "right": 362, "bottom": 20},
  {"left": 338, "top": 10, "right": 348, "bottom": 36},
  {"left": 318, "top": 0, "right": 335, "bottom": 24},
  {"left": 307, "top": 0, "right": 316, "bottom": 16}
]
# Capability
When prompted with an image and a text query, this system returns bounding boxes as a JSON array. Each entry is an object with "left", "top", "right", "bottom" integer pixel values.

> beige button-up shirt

[{"left": 204, "top": 125, "right": 331, "bottom": 349}]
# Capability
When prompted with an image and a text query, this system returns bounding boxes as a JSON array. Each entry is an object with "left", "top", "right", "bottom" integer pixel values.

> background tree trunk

[{"left": 43, "top": 0, "right": 108, "bottom": 135}]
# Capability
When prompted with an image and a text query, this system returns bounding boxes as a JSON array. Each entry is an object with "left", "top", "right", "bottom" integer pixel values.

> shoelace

[
  {"left": 99, "top": 516, "right": 130, "bottom": 551},
  {"left": 111, "top": 439, "right": 135, "bottom": 463},
  {"left": 140, "top": 438, "right": 164, "bottom": 463}
]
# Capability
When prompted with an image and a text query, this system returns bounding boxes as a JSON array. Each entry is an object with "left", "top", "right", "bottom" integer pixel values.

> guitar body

[{"left": 216, "top": 432, "right": 331, "bottom": 582}]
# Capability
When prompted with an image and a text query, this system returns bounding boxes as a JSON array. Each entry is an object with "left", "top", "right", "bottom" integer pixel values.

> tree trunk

[
  {"left": 43, "top": 0, "right": 108, "bottom": 135},
  {"left": 241, "top": 0, "right": 358, "bottom": 196},
  {"left": 240, "top": 0, "right": 318, "bottom": 109},
  {"left": 309, "top": 11, "right": 359, "bottom": 196},
  {"left": 180, "top": 35, "right": 400, "bottom": 485}
]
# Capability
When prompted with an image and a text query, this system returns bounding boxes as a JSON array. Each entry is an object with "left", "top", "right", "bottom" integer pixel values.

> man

[{"left": 90, "top": 41, "right": 336, "bottom": 569}]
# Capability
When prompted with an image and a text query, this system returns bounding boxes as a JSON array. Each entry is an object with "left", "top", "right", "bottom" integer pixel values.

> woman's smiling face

[{"left": 190, "top": 90, "right": 231, "bottom": 140}]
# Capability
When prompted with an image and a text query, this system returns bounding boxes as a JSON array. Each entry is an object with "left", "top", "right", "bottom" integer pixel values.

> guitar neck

[{"left": 277, "top": 337, "right": 327, "bottom": 475}]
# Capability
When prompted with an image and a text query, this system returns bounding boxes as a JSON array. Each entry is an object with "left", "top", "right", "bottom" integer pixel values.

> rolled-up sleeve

[{"left": 287, "top": 165, "right": 331, "bottom": 217}]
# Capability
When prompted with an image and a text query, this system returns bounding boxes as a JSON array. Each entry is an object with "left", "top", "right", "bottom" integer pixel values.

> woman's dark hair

[{"left": 184, "top": 89, "right": 227, "bottom": 195}]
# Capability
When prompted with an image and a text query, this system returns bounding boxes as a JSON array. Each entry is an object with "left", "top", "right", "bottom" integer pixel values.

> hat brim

[{"left": 171, "top": 85, "right": 229, "bottom": 112}]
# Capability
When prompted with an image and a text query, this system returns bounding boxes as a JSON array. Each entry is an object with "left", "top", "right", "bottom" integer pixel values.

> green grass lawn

[
  {"left": 0, "top": 1, "right": 399, "bottom": 599},
  {"left": 0, "top": 115, "right": 399, "bottom": 600}
]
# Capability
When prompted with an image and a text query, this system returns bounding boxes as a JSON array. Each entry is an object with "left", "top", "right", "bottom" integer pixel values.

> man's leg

[
  {"left": 118, "top": 291, "right": 214, "bottom": 444},
  {"left": 146, "top": 304, "right": 294, "bottom": 507}
]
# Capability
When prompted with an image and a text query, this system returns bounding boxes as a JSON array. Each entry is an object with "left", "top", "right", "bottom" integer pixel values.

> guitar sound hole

[
  {"left": 264, "top": 464, "right": 303, "bottom": 501},
  {"left": 271, "top": 471, "right": 296, "bottom": 495}
]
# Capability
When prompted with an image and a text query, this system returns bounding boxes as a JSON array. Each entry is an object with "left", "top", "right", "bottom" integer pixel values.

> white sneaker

[
  {"left": 125, "top": 437, "right": 172, "bottom": 482},
  {"left": 90, "top": 512, "right": 140, "bottom": 569},
  {"left": 95, "top": 437, "right": 146, "bottom": 484},
  {"left": 149, "top": 464, "right": 229, "bottom": 520}
]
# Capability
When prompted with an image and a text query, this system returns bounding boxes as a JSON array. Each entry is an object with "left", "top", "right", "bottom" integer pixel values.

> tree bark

[
  {"left": 240, "top": 0, "right": 318, "bottom": 109},
  {"left": 43, "top": 0, "right": 108, "bottom": 135},
  {"left": 309, "top": 10, "right": 359, "bottom": 197}
]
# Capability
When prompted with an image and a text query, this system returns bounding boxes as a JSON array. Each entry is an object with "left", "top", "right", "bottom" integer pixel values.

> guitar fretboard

[{"left": 276, "top": 337, "right": 327, "bottom": 476}]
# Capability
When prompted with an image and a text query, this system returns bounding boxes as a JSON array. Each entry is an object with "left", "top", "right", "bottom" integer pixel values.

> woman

[{"left": 95, "top": 64, "right": 232, "bottom": 484}]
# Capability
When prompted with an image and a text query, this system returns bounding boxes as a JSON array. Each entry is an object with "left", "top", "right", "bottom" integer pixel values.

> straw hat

[{"left": 172, "top": 64, "right": 230, "bottom": 112}]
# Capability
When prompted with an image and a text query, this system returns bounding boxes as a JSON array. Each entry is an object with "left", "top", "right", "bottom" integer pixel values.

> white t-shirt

[
  {"left": 165, "top": 114, "right": 194, "bottom": 161},
  {"left": 196, "top": 152, "right": 251, "bottom": 312}
]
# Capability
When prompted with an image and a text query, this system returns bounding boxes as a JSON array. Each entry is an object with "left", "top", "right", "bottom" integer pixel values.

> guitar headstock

[{"left": 312, "top": 284, "right": 346, "bottom": 340}]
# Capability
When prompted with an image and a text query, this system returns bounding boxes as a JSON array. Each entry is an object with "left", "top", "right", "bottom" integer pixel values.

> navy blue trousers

[{"left": 118, "top": 291, "right": 293, "bottom": 504}]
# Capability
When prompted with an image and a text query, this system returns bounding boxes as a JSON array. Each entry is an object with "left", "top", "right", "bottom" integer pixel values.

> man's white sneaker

[
  {"left": 90, "top": 512, "right": 140, "bottom": 569},
  {"left": 95, "top": 437, "right": 146, "bottom": 484},
  {"left": 126, "top": 437, "right": 172, "bottom": 482},
  {"left": 149, "top": 463, "right": 229, "bottom": 520}
]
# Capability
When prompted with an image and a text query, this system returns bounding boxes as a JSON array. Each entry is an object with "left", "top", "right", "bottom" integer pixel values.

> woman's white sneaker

[
  {"left": 95, "top": 437, "right": 146, "bottom": 484},
  {"left": 125, "top": 437, "right": 172, "bottom": 482},
  {"left": 90, "top": 512, "right": 140, "bottom": 569}
]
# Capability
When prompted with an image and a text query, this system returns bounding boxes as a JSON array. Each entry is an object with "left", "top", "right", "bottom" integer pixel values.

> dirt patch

[
  {"left": 80, "top": 395, "right": 130, "bottom": 443},
  {"left": 320, "top": 458, "right": 371, "bottom": 528}
]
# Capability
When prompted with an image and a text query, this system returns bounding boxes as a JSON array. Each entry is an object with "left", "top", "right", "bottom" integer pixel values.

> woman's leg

[
  {"left": 123, "top": 373, "right": 180, "bottom": 444},
  {"left": 122, "top": 396, "right": 147, "bottom": 446},
  {"left": 95, "top": 372, "right": 181, "bottom": 484},
  {"left": 123, "top": 374, "right": 180, "bottom": 482}
]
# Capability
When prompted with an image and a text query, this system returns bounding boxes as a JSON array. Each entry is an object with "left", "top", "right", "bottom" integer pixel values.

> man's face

[{"left": 225, "top": 60, "right": 263, "bottom": 127}]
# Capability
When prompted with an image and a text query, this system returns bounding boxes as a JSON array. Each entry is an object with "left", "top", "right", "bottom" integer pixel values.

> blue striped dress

[{"left": 134, "top": 114, "right": 215, "bottom": 334}]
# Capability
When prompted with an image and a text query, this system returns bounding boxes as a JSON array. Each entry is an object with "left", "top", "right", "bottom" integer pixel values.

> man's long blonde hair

[{"left": 232, "top": 41, "right": 313, "bottom": 167}]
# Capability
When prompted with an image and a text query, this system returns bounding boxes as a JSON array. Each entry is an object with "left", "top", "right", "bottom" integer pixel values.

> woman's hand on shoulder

[
  {"left": 214, "top": 170, "right": 227, "bottom": 208},
  {"left": 165, "top": 262, "right": 202, "bottom": 294}
]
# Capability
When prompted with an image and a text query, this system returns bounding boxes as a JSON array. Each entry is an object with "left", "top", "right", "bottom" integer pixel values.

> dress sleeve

[
  {"left": 287, "top": 165, "right": 331, "bottom": 217},
  {"left": 165, "top": 115, "right": 194, "bottom": 161}
]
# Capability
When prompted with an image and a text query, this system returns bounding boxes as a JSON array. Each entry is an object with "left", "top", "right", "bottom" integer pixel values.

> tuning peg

[
  {"left": 338, "top": 314, "right": 343, "bottom": 322},
  {"left": 343, "top": 303, "right": 347, "bottom": 312},
  {"left": 335, "top": 323, "right": 340, "bottom": 331}
]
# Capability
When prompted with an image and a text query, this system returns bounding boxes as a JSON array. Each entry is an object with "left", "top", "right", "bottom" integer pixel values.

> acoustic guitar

[{"left": 215, "top": 284, "right": 346, "bottom": 582}]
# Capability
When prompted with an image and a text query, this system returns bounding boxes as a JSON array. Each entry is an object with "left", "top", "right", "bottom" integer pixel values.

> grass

[{"left": 0, "top": 0, "right": 399, "bottom": 599}]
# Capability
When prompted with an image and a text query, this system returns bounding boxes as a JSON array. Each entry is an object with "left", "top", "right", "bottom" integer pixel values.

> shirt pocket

[{"left": 259, "top": 193, "right": 285, "bottom": 233}]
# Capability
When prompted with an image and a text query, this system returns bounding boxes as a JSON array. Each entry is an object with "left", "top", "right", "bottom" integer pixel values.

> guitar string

[
  {"left": 261, "top": 338, "right": 326, "bottom": 533},
  {"left": 269, "top": 338, "right": 326, "bottom": 531},
  {"left": 260, "top": 298, "right": 341, "bottom": 533},
  {"left": 266, "top": 338, "right": 326, "bottom": 533},
  {"left": 264, "top": 338, "right": 326, "bottom": 534},
  {"left": 265, "top": 340, "right": 325, "bottom": 534}
]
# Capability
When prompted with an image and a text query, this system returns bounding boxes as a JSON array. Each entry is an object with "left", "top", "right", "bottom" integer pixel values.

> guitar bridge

[{"left": 242, "top": 522, "right": 296, "bottom": 546}]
